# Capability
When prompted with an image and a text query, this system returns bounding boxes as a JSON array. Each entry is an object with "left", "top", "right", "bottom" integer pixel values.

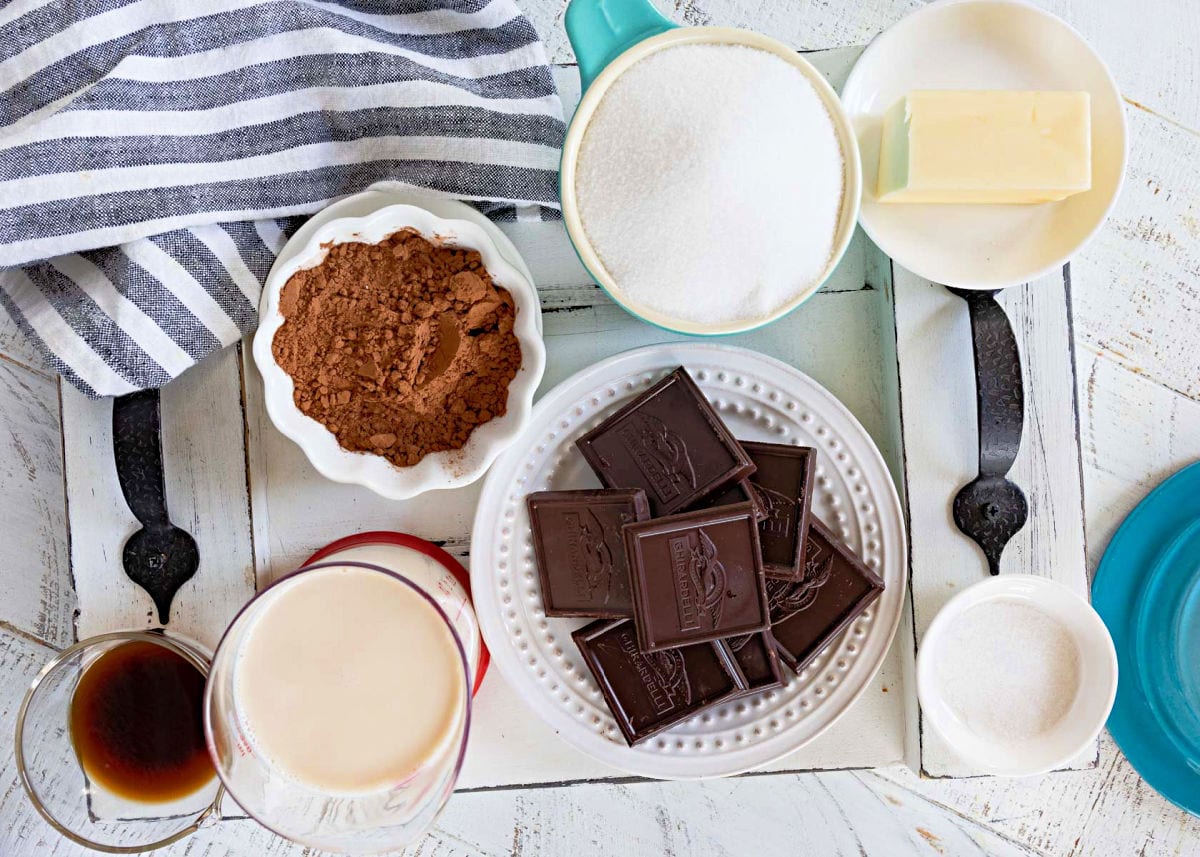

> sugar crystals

[
  {"left": 574, "top": 44, "right": 845, "bottom": 327},
  {"left": 936, "top": 600, "right": 1081, "bottom": 743}
]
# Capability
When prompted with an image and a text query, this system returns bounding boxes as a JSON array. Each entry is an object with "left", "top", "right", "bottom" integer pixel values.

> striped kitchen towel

[{"left": 0, "top": 0, "right": 564, "bottom": 397}]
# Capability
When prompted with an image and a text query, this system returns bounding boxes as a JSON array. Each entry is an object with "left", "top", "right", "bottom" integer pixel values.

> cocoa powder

[{"left": 272, "top": 228, "right": 522, "bottom": 467}]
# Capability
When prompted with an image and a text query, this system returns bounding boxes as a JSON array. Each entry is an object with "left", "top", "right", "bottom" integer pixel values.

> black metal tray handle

[
  {"left": 947, "top": 288, "right": 1029, "bottom": 576},
  {"left": 112, "top": 390, "right": 199, "bottom": 623}
]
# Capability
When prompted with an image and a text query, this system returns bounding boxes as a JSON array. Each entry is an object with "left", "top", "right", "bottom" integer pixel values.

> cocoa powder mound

[{"left": 272, "top": 228, "right": 522, "bottom": 467}]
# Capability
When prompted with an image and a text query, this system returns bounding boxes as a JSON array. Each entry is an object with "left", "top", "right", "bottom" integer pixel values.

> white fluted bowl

[{"left": 253, "top": 203, "right": 545, "bottom": 500}]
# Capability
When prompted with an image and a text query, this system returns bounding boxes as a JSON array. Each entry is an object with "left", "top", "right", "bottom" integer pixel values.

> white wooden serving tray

[{"left": 42, "top": 47, "right": 1089, "bottom": 787}]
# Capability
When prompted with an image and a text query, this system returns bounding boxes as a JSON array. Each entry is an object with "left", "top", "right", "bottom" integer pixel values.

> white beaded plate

[{"left": 470, "top": 343, "right": 906, "bottom": 779}]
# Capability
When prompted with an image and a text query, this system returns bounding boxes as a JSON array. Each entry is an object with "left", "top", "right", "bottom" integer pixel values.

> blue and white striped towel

[{"left": 0, "top": 0, "right": 564, "bottom": 397}]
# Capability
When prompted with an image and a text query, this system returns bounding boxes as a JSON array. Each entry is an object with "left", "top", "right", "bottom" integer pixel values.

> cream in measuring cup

[
  {"left": 204, "top": 534, "right": 482, "bottom": 852},
  {"left": 234, "top": 564, "right": 467, "bottom": 793}
]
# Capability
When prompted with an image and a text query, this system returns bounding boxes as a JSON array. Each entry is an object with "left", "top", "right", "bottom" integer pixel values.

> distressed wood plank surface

[
  {"left": 873, "top": 350, "right": 1200, "bottom": 856},
  {"left": 888, "top": 265, "right": 1091, "bottom": 776},
  {"left": 527, "top": 0, "right": 1200, "bottom": 127},
  {"left": 61, "top": 347, "right": 256, "bottom": 652},
  {"left": 243, "top": 285, "right": 911, "bottom": 789},
  {"left": 1078, "top": 345, "right": 1200, "bottom": 549},
  {"left": 1, "top": 0, "right": 1199, "bottom": 854},
  {"left": 0, "top": 329, "right": 52, "bottom": 379},
  {"left": 436, "top": 769, "right": 1042, "bottom": 857},
  {"left": 1035, "top": 0, "right": 1200, "bottom": 128},
  {"left": 0, "top": 358, "right": 73, "bottom": 649},
  {"left": 1073, "top": 105, "right": 1200, "bottom": 403}
]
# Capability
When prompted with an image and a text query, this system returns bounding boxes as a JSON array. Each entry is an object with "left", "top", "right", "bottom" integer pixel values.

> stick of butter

[{"left": 876, "top": 90, "right": 1092, "bottom": 204}]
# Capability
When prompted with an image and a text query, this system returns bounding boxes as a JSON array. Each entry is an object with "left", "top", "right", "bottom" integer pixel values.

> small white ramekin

[
  {"left": 917, "top": 574, "right": 1118, "bottom": 776},
  {"left": 253, "top": 203, "right": 545, "bottom": 500}
]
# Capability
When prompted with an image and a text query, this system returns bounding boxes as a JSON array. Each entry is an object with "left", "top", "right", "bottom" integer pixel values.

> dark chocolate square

[
  {"left": 764, "top": 575, "right": 822, "bottom": 625},
  {"left": 527, "top": 489, "right": 650, "bottom": 618},
  {"left": 770, "top": 518, "right": 885, "bottom": 674},
  {"left": 576, "top": 367, "right": 755, "bottom": 517},
  {"left": 573, "top": 619, "right": 742, "bottom": 746},
  {"left": 686, "top": 478, "right": 767, "bottom": 521},
  {"left": 623, "top": 502, "right": 770, "bottom": 651},
  {"left": 741, "top": 441, "right": 816, "bottom": 581},
  {"left": 720, "top": 632, "right": 783, "bottom": 695}
]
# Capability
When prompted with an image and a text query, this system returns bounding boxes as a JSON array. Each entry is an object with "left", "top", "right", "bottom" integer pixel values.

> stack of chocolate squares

[{"left": 526, "top": 367, "right": 884, "bottom": 747}]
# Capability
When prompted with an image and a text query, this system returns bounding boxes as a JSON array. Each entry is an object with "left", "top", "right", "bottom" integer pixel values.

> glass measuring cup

[
  {"left": 14, "top": 630, "right": 224, "bottom": 853},
  {"left": 204, "top": 560, "right": 472, "bottom": 854}
]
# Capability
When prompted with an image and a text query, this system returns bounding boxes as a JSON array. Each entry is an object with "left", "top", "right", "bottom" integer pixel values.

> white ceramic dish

[
  {"left": 842, "top": 0, "right": 1127, "bottom": 289},
  {"left": 469, "top": 343, "right": 906, "bottom": 779},
  {"left": 917, "top": 574, "right": 1118, "bottom": 776},
  {"left": 270, "top": 188, "right": 542, "bottom": 336},
  {"left": 560, "top": 26, "right": 863, "bottom": 335},
  {"left": 253, "top": 202, "right": 546, "bottom": 500}
]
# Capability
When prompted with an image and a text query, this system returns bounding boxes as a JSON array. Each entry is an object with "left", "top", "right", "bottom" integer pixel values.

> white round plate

[
  {"left": 842, "top": 0, "right": 1126, "bottom": 289},
  {"left": 271, "top": 188, "right": 541, "bottom": 335},
  {"left": 470, "top": 343, "right": 907, "bottom": 779}
]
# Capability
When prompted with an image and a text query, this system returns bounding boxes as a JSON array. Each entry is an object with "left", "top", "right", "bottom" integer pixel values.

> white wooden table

[{"left": 2, "top": 0, "right": 1199, "bottom": 854}]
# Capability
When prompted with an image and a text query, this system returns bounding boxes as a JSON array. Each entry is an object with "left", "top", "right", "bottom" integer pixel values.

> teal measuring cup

[
  {"left": 566, "top": 0, "right": 676, "bottom": 92},
  {"left": 560, "top": 0, "right": 862, "bottom": 336}
]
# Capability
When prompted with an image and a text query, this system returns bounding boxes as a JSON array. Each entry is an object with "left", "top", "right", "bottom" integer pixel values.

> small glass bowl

[{"left": 14, "top": 630, "right": 223, "bottom": 853}]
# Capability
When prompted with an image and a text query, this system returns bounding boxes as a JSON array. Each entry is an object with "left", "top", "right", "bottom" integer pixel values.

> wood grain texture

[
  {"left": 889, "top": 264, "right": 1091, "bottom": 776},
  {"left": 875, "top": 350, "right": 1200, "bottom": 856},
  {"left": 1078, "top": 343, "right": 1200, "bottom": 554},
  {"left": 436, "top": 769, "right": 1041, "bottom": 857},
  {"left": 528, "top": 0, "right": 1200, "bottom": 130},
  {"left": 0, "top": 360, "right": 73, "bottom": 648},
  {"left": 0, "top": 329, "right": 52, "bottom": 379},
  {"left": 523, "top": 0, "right": 920, "bottom": 65},
  {"left": 1, "top": 0, "right": 1198, "bottom": 852},
  {"left": 878, "top": 733, "right": 1200, "bottom": 857},
  {"left": 62, "top": 347, "right": 255, "bottom": 651},
  {"left": 1073, "top": 104, "right": 1200, "bottom": 403},
  {"left": 1037, "top": 0, "right": 1200, "bottom": 127},
  {"left": 0, "top": 623, "right": 1026, "bottom": 857},
  {"left": 243, "top": 285, "right": 911, "bottom": 788}
]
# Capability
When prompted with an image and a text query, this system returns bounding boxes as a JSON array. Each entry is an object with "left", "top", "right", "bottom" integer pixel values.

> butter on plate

[{"left": 876, "top": 90, "right": 1092, "bottom": 204}]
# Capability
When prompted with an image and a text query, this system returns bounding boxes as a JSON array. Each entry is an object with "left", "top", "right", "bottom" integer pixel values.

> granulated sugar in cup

[{"left": 560, "top": 0, "right": 862, "bottom": 335}]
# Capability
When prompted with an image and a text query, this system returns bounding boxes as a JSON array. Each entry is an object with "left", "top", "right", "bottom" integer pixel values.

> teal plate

[{"left": 1093, "top": 460, "right": 1200, "bottom": 816}]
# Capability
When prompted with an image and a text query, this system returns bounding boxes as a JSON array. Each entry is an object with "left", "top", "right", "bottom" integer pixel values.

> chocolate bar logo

[
  {"left": 613, "top": 628, "right": 690, "bottom": 714},
  {"left": 616, "top": 412, "right": 697, "bottom": 503},
  {"left": 766, "top": 545, "right": 833, "bottom": 619},
  {"left": 564, "top": 509, "right": 615, "bottom": 604},
  {"left": 727, "top": 633, "right": 752, "bottom": 653},
  {"left": 754, "top": 483, "right": 796, "bottom": 540},
  {"left": 668, "top": 528, "right": 726, "bottom": 632}
]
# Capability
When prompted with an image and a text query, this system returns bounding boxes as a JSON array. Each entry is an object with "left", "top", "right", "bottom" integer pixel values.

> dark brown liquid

[{"left": 69, "top": 641, "right": 214, "bottom": 803}]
